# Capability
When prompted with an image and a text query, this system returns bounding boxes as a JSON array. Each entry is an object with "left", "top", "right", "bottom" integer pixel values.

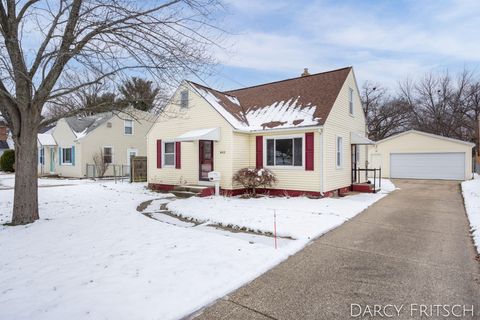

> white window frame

[
  {"left": 336, "top": 136, "right": 343, "bottom": 169},
  {"left": 162, "top": 141, "right": 175, "bottom": 167},
  {"left": 180, "top": 90, "right": 189, "bottom": 108},
  {"left": 124, "top": 119, "right": 134, "bottom": 135},
  {"left": 348, "top": 87, "right": 354, "bottom": 116},
  {"left": 126, "top": 148, "right": 138, "bottom": 165},
  {"left": 61, "top": 147, "right": 73, "bottom": 165},
  {"left": 264, "top": 134, "right": 304, "bottom": 170},
  {"left": 103, "top": 146, "right": 114, "bottom": 164}
]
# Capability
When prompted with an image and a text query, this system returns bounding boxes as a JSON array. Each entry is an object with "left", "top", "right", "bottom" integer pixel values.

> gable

[
  {"left": 185, "top": 67, "right": 351, "bottom": 132},
  {"left": 149, "top": 82, "right": 235, "bottom": 135},
  {"left": 377, "top": 130, "right": 475, "bottom": 148}
]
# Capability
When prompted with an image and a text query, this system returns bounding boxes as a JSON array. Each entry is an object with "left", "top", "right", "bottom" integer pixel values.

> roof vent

[
  {"left": 301, "top": 68, "right": 310, "bottom": 77},
  {"left": 106, "top": 122, "right": 112, "bottom": 128}
]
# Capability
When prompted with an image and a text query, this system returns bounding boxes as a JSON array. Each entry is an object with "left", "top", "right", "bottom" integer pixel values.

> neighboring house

[
  {"left": 38, "top": 108, "right": 154, "bottom": 178},
  {"left": 0, "top": 116, "right": 11, "bottom": 157},
  {"left": 368, "top": 130, "right": 475, "bottom": 181},
  {"left": 147, "top": 67, "right": 374, "bottom": 196}
]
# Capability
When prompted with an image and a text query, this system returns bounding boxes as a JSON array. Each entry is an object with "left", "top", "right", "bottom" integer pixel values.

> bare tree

[
  {"left": 361, "top": 82, "right": 412, "bottom": 141},
  {"left": 92, "top": 149, "right": 109, "bottom": 178},
  {"left": 0, "top": 0, "right": 223, "bottom": 224},
  {"left": 399, "top": 70, "right": 473, "bottom": 141}
]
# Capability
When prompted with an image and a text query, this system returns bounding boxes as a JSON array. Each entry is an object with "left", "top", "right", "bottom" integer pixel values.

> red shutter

[
  {"left": 256, "top": 136, "right": 263, "bottom": 169},
  {"left": 175, "top": 142, "right": 181, "bottom": 169},
  {"left": 305, "top": 132, "right": 314, "bottom": 171},
  {"left": 156, "top": 139, "right": 162, "bottom": 168}
]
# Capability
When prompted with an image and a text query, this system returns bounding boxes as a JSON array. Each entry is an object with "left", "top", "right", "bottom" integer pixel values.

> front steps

[
  {"left": 351, "top": 183, "right": 379, "bottom": 193},
  {"left": 171, "top": 185, "right": 212, "bottom": 198}
]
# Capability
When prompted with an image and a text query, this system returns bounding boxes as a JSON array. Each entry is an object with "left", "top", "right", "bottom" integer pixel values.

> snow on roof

[
  {"left": 186, "top": 67, "right": 351, "bottom": 132},
  {"left": 37, "top": 133, "right": 57, "bottom": 146},
  {"left": 243, "top": 98, "right": 319, "bottom": 130},
  {"left": 190, "top": 85, "right": 249, "bottom": 130},
  {"left": 65, "top": 112, "right": 113, "bottom": 139}
]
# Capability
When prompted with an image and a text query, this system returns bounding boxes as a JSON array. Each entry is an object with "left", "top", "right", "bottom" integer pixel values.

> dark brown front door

[{"left": 199, "top": 140, "right": 214, "bottom": 181}]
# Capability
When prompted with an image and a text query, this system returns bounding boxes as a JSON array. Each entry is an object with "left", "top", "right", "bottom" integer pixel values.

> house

[
  {"left": 38, "top": 108, "right": 154, "bottom": 178},
  {"left": 147, "top": 67, "right": 375, "bottom": 196},
  {"left": 0, "top": 116, "right": 13, "bottom": 157},
  {"left": 368, "top": 130, "right": 475, "bottom": 181}
]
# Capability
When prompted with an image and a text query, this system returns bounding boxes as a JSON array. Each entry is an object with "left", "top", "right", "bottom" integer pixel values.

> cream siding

[
  {"left": 368, "top": 131, "right": 474, "bottom": 180},
  {"left": 51, "top": 119, "right": 83, "bottom": 177},
  {"left": 79, "top": 110, "right": 153, "bottom": 177},
  {"left": 244, "top": 130, "right": 322, "bottom": 192},
  {"left": 323, "top": 70, "right": 368, "bottom": 191},
  {"left": 44, "top": 109, "right": 152, "bottom": 178},
  {"left": 147, "top": 83, "right": 238, "bottom": 189}
]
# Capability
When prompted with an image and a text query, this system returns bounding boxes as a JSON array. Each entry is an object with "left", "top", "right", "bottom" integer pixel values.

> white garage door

[{"left": 390, "top": 153, "right": 465, "bottom": 180}]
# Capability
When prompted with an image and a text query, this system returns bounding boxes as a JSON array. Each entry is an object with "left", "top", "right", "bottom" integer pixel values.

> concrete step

[
  {"left": 171, "top": 190, "right": 199, "bottom": 198},
  {"left": 174, "top": 185, "right": 210, "bottom": 193}
]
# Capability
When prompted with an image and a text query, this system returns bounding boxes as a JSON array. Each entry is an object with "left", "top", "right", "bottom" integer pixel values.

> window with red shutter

[
  {"left": 156, "top": 139, "right": 162, "bottom": 168},
  {"left": 305, "top": 132, "right": 314, "bottom": 171},
  {"left": 175, "top": 142, "right": 181, "bottom": 169},
  {"left": 256, "top": 136, "right": 263, "bottom": 169}
]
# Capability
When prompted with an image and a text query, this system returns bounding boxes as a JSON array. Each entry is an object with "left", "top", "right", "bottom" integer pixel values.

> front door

[
  {"left": 199, "top": 140, "right": 213, "bottom": 181},
  {"left": 50, "top": 148, "right": 55, "bottom": 173},
  {"left": 126, "top": 148, "right": 138, "bottom": 165}
]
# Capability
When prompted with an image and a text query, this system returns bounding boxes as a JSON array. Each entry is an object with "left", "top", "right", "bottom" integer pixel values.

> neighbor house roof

[
  {"left": 376, "top": 129, "right": 475, "bottom": 147},
  {"left": 65, "top": 112, "right": 114, "bottom": 139},
  {"left": 37, "top": 133, "right": 57, "bottom": 146},
  {"left": 187, "top": 67, "right": 352, "bottom": 131}
]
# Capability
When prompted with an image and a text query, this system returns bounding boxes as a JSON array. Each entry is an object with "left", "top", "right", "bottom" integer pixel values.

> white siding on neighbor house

[
  {"left": 147, "top": 83, "right": 239, "bottom": 189},
  {"left": 51, "top": 119, "right": 82, "bottom": 177},
  {"left": 323, "top": 69, "right": 368, "bottom": 192},
  {"left": 79, "top": 110, "right": 153, "bottom": 177},
  {"left": 368, "top": 131, "right": 474, "bottom": 181},
  {"left": 244, "top": 130, "right": 322, "bottom": 192}
]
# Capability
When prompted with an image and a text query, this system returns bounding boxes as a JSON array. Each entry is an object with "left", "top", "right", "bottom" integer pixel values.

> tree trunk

[{"left": 12, "top": 122, "right": 39, "bottom": 225}]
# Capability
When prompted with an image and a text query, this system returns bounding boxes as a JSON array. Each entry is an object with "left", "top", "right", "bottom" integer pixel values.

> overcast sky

[{"left": 206, "top": 0, "right": 480, "bottom": 91}]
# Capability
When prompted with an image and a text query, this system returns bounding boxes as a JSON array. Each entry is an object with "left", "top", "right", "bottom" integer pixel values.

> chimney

[{"left": 301, "top": 68, "right": 310, "bottom": 77}]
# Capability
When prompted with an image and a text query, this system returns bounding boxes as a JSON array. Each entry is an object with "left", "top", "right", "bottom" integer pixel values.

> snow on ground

[
  {"left": 462, "top": 174, "right": 480, "bottom": 253},
  {"left": 0, "top": 176, "right": 395, "bottom": 320},
  {"left": 0, "top": 173, "right": 95, "bottom": 189},
  {"left": 169, "top": 179, "right": 396, "bottom": 250}
]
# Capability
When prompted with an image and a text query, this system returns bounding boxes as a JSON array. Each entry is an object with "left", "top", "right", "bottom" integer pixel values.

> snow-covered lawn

[
  {"left": 462, "top": 174, "right": 480, "bottom": 254},
  {"left": 0, "top": 176, "right": 395, "bottom": 320},
  {"left": 168, "top": 180, "right": 396, "bottom": 253}
]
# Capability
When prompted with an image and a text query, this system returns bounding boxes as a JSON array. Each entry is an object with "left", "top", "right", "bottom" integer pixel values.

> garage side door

[{"left": 390, "top": 153, "right": 465, "bottom": 180}]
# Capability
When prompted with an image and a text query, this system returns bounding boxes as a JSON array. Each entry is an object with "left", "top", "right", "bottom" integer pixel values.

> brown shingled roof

[{"left": 189, "top": 67, "right": 352, "bottom": 130}]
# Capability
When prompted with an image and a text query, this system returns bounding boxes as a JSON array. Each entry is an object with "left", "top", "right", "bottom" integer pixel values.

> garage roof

[{"left": 376, "top": 130, "right": 475, "bottom": 147}]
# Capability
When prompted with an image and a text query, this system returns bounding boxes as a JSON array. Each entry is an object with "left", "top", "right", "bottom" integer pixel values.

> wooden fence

[{"left": 131, "top": 156, "right": 147, "bottom": 182}]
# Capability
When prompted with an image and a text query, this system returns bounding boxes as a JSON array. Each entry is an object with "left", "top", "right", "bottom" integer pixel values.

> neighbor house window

[
  {"left": 266, "top": 137, "right": 302, "bottom": 167},
  {"left": 180, "top": 90, "right": 189, "bottom": 108},
  {"left": 349, "top": 88, "right": 354, "bottom": 115},
  {"left": 103, "top": 147, "right": 113, "bottom": 164},
  {"left": 62, "top": 147, "right": 72, "bottom": 164},
  {"left": 163, "top": 142, "right": 175, "bottom": 166},
  {"left": 124, "top": 119, "right": 133, "bottom": 135},
  {"left": 336, "top": 136, "right": 343, "bottom": 168},
  {"left": 39, "top": 147, "right": 45, "bottom": 165}
]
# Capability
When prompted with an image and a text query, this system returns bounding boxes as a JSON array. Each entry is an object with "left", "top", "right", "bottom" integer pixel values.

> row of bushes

[{"left": 0, "top": 149, "right": 15, "bottom": 172}]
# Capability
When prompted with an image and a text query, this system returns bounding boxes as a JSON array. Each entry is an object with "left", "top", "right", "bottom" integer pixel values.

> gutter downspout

[{"left": 318, "top": 127, "right": 325, "bottom": 196}]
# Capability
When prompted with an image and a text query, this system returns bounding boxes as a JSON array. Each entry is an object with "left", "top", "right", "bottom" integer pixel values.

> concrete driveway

[{"left": 192, "top": 180, "right": 480, "bottom": 319}]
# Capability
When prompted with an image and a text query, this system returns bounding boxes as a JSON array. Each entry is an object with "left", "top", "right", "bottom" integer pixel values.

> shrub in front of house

[
  {"left": 0, "top": 149, "right": 15, "bottom": 172},
  {"left": 232, "top": 167, "right": 278, "bottom": 197}
]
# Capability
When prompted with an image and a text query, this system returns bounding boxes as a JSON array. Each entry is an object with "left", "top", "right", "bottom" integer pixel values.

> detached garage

[{"left": 369, "top": 130, "right": 474, "bottom": 181}]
